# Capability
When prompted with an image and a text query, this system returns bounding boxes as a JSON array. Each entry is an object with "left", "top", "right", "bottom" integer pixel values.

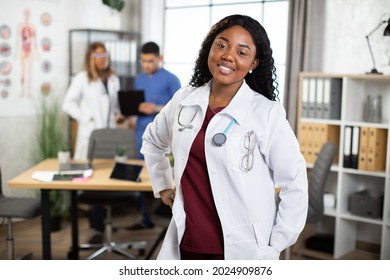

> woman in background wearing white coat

[
  {"left": 62, "top": 42, "right": 124, "bottom": 243},
  {"left": 62, "top": 41, "right": 124, "bottom": 160},
  {"left": 141, "top": 15, "right": 308, "bottom": 260}
]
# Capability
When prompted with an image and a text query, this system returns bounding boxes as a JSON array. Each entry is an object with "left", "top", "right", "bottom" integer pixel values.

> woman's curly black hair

[{"left": 189, "top": 14, "right": 279, "bottom": 101}]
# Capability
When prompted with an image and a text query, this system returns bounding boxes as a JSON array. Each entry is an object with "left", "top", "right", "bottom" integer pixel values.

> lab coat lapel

[
  {"left": 179, "top": 81, "right": 211, "bottom": 110},
  {"left": 222, "top": 81, "right": 253, "bottom": 126}
]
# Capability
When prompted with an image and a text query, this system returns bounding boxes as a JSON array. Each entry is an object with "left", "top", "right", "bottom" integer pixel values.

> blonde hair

[{"left": 84, "top": 42, "right": 115, "bottom": 82}]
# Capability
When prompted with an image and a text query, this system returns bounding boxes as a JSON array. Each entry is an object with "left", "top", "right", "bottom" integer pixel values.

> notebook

[
  {"left": 110, "top": 162, "right": 143, "bottom": 182},
  {"left": 117, "top": 90, "right": 145, "bottom": 116}
]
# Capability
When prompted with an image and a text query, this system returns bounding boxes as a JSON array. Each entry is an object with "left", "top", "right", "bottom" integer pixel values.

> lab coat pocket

[
  {"left": 226, "top": 133, "right": 247, "bottom": 170},
  {"left": 78, "top": 116, "right": 95, "bottom": 138},
  {"left": 252, "top": 222, "right": 279, "bottom": 260},
  {"left": 226, "top": 224, "right": 258, "bottom": 259}
]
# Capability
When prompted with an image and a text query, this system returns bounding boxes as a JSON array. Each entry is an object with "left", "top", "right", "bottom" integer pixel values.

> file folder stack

[
  {"left": 367, "top": 128, "right": 387, "bottom": 171},
  {"left": 344, "top": 126, "right": 387, "bottom": 171},
  {"left": 301, "top": 77, "right": 342, "bottom": 120},
  {"left": 299, "top": 122, "right": 339, "bottom": 164}
]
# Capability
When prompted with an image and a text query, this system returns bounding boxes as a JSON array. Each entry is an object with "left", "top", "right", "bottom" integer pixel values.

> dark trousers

[
  {"left": 89, "top": 203, "right": 105, "bottom": 232},
  {"left": 89, "top": 194, "right": 156, "bottom": 231},
  {"left": 140, "top": 192, "right": 155, "bottom": 226}
]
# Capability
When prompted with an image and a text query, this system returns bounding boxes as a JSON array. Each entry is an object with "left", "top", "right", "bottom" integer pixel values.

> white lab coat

[
  {"left": 62, "top": 71, "right": 121, "bottom": 160},
  {"left": 141, "top": 80, "right": 308, "bottom": 260}
]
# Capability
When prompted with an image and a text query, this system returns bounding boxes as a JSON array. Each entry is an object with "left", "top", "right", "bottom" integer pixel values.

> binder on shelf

[
  {"left": 298, "top": 122, "right": 308, "bottom": 162},
  {"left": 351, "top": 126, "right": 360, "bottom": 169},
  {"left": 312, "top": 123, "right": 322, "bottom": 160},
  {"left": 343, "top": 126, "right": 352, "bottom": 168},
  {"left": 306, "top": 123, "right": 315, "bottom": 163},
  {"left": 301, "top": 78, "right": 310, "bottom": 118},
  {"left": 323, "top": 78, "right": 342, "bottom": 120},
  {"left": 367, "top": 128, "right": 387, "bottom": 171},
  {"left": 308, "top": 78, "right": 317, "bottom": 118},
  {"left": 306, "top": 123, "right": 316, "bottom": 163},
  {"left": 319, "top": 124, "right": 340, "bottom": 164},
  {"left": 299, "top": 122, "right": 340, "bottom": 165},
  {"left": 315, "top": 78, "right": 324, "bottom": 119},
  {"left": 358, "top": 127, "right": 369, "bottom": 170}
]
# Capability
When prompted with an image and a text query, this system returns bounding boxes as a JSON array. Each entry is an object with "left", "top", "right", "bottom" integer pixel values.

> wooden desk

[{"left": 8, "top": 158, "right": 153, "bottom": 260}]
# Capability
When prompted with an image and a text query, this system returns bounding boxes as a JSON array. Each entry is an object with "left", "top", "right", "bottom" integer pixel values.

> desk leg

[
  {"left": 67, "top": 190, "right": 79, "bottom": 260},
  {"left": 41, "top": 189, "right": 52, "bottom": 260}
]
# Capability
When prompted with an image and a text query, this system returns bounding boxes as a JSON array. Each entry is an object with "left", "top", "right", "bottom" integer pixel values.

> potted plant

[
  {"left": 102, "top": 0, "right": 125, "bottom": 12},
  {"left": 101, "top": 0, "right": 125, "bottom": 29},
  {"left": 57, "top": 144, "right": 70, "bottom": 165},
  {"left": 115, "top": 145, "right": 127, "bottom": 163},
  {"left": 37, "top": 95, "right": 70, "bottom": 231}
]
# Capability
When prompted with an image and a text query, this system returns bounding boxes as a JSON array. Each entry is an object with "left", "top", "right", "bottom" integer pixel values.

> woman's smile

[{"left": 217, "top": 63, "right": 235, "bottom": 74}]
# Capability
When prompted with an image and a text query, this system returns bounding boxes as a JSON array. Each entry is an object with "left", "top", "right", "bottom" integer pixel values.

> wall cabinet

[{"left": 295, "top": 72, "right": 390, "bottom": 260}]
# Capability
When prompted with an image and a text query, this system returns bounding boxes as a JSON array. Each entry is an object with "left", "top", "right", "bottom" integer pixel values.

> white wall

[
  {"left": 140, "top": 0, "right": 164, "bottom": 47},
  {"left": 322, "top": 0, "right": 390, "bottom": 74},
  {"left": 0, "top": 0, "right": 140, "bottom": 197}
]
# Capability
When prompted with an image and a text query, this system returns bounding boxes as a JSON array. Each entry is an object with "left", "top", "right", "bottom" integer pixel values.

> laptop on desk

[
  {"left": 57, "top": 158, "right": 93, "bottom": 181},
  {"left": 59, "top": 149, "right": 93, "bottom": 172},
  {"left": 59, "top": 162, "right": 92, "bottom": 171}
]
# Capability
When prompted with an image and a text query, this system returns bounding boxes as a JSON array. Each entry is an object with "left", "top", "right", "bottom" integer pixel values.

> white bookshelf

[{"left": 296, "top": 72, "right": 390, "bottom": 260}]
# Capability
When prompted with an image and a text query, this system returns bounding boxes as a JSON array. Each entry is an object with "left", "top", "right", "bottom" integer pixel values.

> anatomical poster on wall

[{"left": 0, "top": 0, "right": 67, "bottom": 117}]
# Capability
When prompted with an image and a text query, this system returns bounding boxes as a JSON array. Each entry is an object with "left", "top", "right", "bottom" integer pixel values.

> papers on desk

[{"left": 32, "top": 169, "right": 93, "bottom": 182}]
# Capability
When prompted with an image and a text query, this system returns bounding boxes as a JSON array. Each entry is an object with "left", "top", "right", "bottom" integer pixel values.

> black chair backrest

[
  {"left": 0, "top": 164, "right": 2, "bottom": 195},
  {"left": 87, "top": 128, "right": 137, "bottom": 160},
  {"left": 306, "top": 142, "right": 337, "bottom": 224}
]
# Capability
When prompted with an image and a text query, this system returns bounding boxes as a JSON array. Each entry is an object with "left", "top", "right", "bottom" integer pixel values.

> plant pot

[
  {"left": 115, "top": 155, "right": 127, "bottom": 163},
  {"left": 50, "top": 216, "right": 61, "bottom": 232},
  {"left": 58, "top": 151, "right": 71, "bottom": 165}
]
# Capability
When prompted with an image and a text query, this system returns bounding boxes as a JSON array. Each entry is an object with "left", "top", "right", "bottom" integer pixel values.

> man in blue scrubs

[{"left": 131, "top": 42, "right": 181, "bottom": 229}]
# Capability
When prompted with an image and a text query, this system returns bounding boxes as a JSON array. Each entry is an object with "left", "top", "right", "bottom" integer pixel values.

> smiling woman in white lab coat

[
  {"left": 62, "top": 42, "right": 123, "bottom": 160},
  {"left": 141, "top": 15, "right": 308, "bottom": 260}
]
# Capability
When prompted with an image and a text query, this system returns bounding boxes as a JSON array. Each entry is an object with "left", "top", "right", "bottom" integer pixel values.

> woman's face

[
  {"left": 208, "top": 25, "right": 259, "bottom": 88},
  {"left": 93, "top": 46, "right": 109, "bottom": 71}
]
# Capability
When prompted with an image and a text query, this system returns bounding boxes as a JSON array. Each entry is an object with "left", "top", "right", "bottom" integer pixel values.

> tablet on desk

[
  {"left": 118, "top": 90, "right": 145, "bottom": 116},
  {"left": 110, "top": 162, "right": 143, "bottom": 182}
]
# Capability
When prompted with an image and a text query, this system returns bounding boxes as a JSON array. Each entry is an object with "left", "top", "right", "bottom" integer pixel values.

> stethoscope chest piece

[
  {"left": 212, "top": 118, "right": 237, "bottom": 147},
  {"left": 212, "top": 132, "right": 227, "bottom": 147}
]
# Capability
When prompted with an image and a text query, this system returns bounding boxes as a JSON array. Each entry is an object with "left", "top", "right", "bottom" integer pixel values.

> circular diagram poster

[{"left": 0, "top": 25, "right": 11, "bottom": 39}]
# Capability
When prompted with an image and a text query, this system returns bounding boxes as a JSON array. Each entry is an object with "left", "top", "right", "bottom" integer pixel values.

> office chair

[
  {"left": 288, "top": 141, "right": 337, "bottom": 259},
  {"left": 0, "top": 165, "right": 41, "bottom": 260},
  {"left": 77, "top": 128, "right": 147, "bottom": 260}
]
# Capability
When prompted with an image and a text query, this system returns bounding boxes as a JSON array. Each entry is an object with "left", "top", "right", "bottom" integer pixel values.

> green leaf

[{"left": 102, "top": 0, "right": 125, "bottom": 12}]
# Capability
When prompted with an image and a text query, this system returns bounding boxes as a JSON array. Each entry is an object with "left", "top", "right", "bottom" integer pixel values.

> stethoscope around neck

[{"left": 177, "top": 106, "right": 237, "bottom": 147}]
